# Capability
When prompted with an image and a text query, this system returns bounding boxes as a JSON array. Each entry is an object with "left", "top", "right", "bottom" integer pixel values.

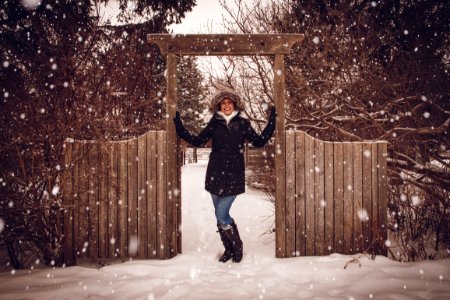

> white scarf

[{"left": 217, "top": 110, "right": 238, "bottom": 125}]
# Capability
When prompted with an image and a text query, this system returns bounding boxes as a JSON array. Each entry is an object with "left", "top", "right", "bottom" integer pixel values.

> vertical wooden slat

[
  {"left": 98, "top": 143, "right": 108, "bottom": 258},
  {"left": 108, "top": 143, "right": 118, "bottom": 258},
  {"left": 166, "top": 54, "right": 178, "bottom": 258},
  {"left": 304, "top": 134, "right": 314, "bottom": 255},
  {"left": 138, "top": 135, "right": 147, "bottom": 258},
  {"left": 157, "top": 131, "right": 167, "bottom": 259},
  {"left": 77, "top": 143, "right": 90, "bottom": 259},
  {"left": 371, "top": 143, "right": 379, "bottom": 252},
  {"left": 324, "top": 142, "right": 334, "bottom": 254},
  {"left": 378, "top": 142, "right": 388, "bottom": 255},
  {"left": 63, "top": 142, "right": 75, "bottom": 265},
  {"left": 88, "top": 143, "right": 99, "bottom": 258},
  {"left": 72, "top": 143, "right": 80, "bottom": 260},
  {"left": 362, "top": 143, "right": 372, "bottom": 251},
  {"left": 177, "top": 137, "right": 183, "bottom": 254},
  {"left": 295, "top": 131, "right": 306, "bottom": 256},
  {"left": 118, "top": 142, "right": 128, "bottom": 258},
  {"left": 314, "top": 139, "right": 325, "bottom": 255},
  {"left": 274, "top": 53, "right": 286, "bottom": 258},
  {"left": 343, "top": 143, "right": 354, "bottom": 253},
  {"left": 333, "top": 143, "right": 344, "bottom": 254},
  {"left": 127, "top": 139, "right": 138, "bottom": 257},
  {"left": 147, "top": 132, "right": 157, "bottom": 258},
  {"left": 353, "top": 143, "right": 363, "bottom": 253},
  {"left": 285, "top": 131, "right": 296, "bottom": 257}
]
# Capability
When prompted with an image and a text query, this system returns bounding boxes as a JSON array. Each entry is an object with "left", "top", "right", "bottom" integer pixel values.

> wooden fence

[
  {"left": 62, "top": 129, "right": 388, "bottom": 264},
  {"left": 277, "top": 131, "right": 388, "bottom": 257},
  {"left": 62, "top": 131, "right": 181, "bottom": 265}
]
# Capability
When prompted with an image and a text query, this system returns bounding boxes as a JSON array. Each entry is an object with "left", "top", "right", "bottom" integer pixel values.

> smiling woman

[{"left": 174, "top": 86, "right": 276, "bottom": 263}]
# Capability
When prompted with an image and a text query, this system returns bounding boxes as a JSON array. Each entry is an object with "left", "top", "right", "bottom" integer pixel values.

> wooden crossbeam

[{"left": 147, "top": 34, "right": 304, "bottom": 55}]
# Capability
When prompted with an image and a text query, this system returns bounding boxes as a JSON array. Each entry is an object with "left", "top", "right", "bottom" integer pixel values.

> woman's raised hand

[
  {"left": 173, "top": 111, "right": 184, "bottom": 133},
  {"left": 269, "top": 106, "right": 276, "bottom": 120}
]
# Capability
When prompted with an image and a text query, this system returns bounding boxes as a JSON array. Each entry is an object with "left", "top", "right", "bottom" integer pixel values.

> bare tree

[
  {"left": 210, "top": 0, "right": 449, "bottom": 261},
  {"left": 0, "top": 0, "right": 196, "bottom": 268}
]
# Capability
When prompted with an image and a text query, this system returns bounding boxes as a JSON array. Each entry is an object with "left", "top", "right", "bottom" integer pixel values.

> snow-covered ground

[{"left": 1, "top": 161, "right": 449, "bottom": 299}]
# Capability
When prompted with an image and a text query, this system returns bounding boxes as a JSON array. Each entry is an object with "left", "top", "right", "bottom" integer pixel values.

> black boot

[
  {"left": 217, "top": 225, "right": 234, "bottom": 263},
  {"left": 224, "top": 221, "right": 243, "bottom": 263}
]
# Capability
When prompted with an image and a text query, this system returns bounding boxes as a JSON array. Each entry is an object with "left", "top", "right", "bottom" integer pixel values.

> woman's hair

[{"left": 210, "top": 87, "right": 245, "bottom": 112}]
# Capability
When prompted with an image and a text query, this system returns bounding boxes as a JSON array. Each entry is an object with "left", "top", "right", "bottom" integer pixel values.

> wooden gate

[
  {"left": 62, "top": 131, "right": 181, "bottom": 265},
  {"left": 62, "top": 34, "right": 389, "bottom": 263},
  {"left": 276, "top": 131, "right": 388, "bottom": 257}
]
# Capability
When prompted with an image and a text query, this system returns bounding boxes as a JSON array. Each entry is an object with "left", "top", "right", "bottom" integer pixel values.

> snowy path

[{"left": 0, "top": 162, "right": 449, "bottom": 299}]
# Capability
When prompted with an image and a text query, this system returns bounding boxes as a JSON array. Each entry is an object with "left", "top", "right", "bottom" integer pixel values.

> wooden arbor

[
  {"left": 147, "top": 34, "right": 304, "bottom": 258},
  {"left": 62, "top": 34, "right": 388, "bottom": 264}
]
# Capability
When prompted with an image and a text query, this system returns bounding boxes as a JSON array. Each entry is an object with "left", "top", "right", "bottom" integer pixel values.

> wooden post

[
  {"left": 166, "top": 54, "right": 179, "bottom": 258},
  {"left": 274, "top": 53, "right": 286, "bottom": 258}
]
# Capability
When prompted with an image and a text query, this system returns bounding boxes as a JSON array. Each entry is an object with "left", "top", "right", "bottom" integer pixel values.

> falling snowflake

[
  {"left": 0, "top": 218, "right": 5, "bottom": 233},
  {"left": 411, "top": 195, "right": 421, "bottom": 206},
  {"left": 357, "top": 209, "right": 369, "bottom": 222},
  {"left": 312, "top": 36, "right": 320, "bottom": 44},
  {"left": 128, "top": 237, "right": 138, "bottom": 256},
  {"left": 51, "top": 185, "right": 60, "bottom": 196},
  {"left": 363, "top": 150, "right": 371, "bottom": 158},
  {"left": 423, "top": 112, "right": 430, "bottom": 119},
  {"left": 21, "top": 0, "right": 41, "bottom": 10}
]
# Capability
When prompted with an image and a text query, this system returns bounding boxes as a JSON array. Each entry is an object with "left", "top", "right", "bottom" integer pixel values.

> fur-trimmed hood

[{"left": 210, "top": 87, "right": 245, "bottom": 112}]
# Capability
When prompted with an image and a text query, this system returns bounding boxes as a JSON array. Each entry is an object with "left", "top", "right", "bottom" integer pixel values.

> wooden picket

[
  {"left": 277, "top": 131, "right": 388, "bottom": 257},
  {"left": 62, "top": 131, "right": 181, "bottom": 264}
]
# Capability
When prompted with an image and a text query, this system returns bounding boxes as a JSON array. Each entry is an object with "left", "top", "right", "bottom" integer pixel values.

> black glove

[
  {"left": 173, "top": 111, "right": 183, "bottom": 133},
  {"left": 269, "top": 106, "right": 276, "bottom": 120},
  {"left": 174, "top": 111, "right": 181, "bottom": 124}
]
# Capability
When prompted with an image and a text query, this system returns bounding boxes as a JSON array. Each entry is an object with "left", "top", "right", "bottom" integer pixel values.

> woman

[{"left": 173, "top": 87, "right": 276, "bottom": 263}]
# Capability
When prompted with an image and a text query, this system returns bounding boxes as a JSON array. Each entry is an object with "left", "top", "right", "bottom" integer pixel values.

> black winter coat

[{"left": 175, "top": 111, "right": 276, "bottom": 196}]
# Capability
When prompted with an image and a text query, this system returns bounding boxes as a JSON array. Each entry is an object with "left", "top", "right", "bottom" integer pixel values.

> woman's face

[{"left": 220, "top": 98, "right": 235, "bottom": 116}]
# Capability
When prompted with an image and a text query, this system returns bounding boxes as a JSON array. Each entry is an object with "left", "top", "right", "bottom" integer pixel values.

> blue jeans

[{"left": 211, "top": 193, "right": 237, "bottom": 228}]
